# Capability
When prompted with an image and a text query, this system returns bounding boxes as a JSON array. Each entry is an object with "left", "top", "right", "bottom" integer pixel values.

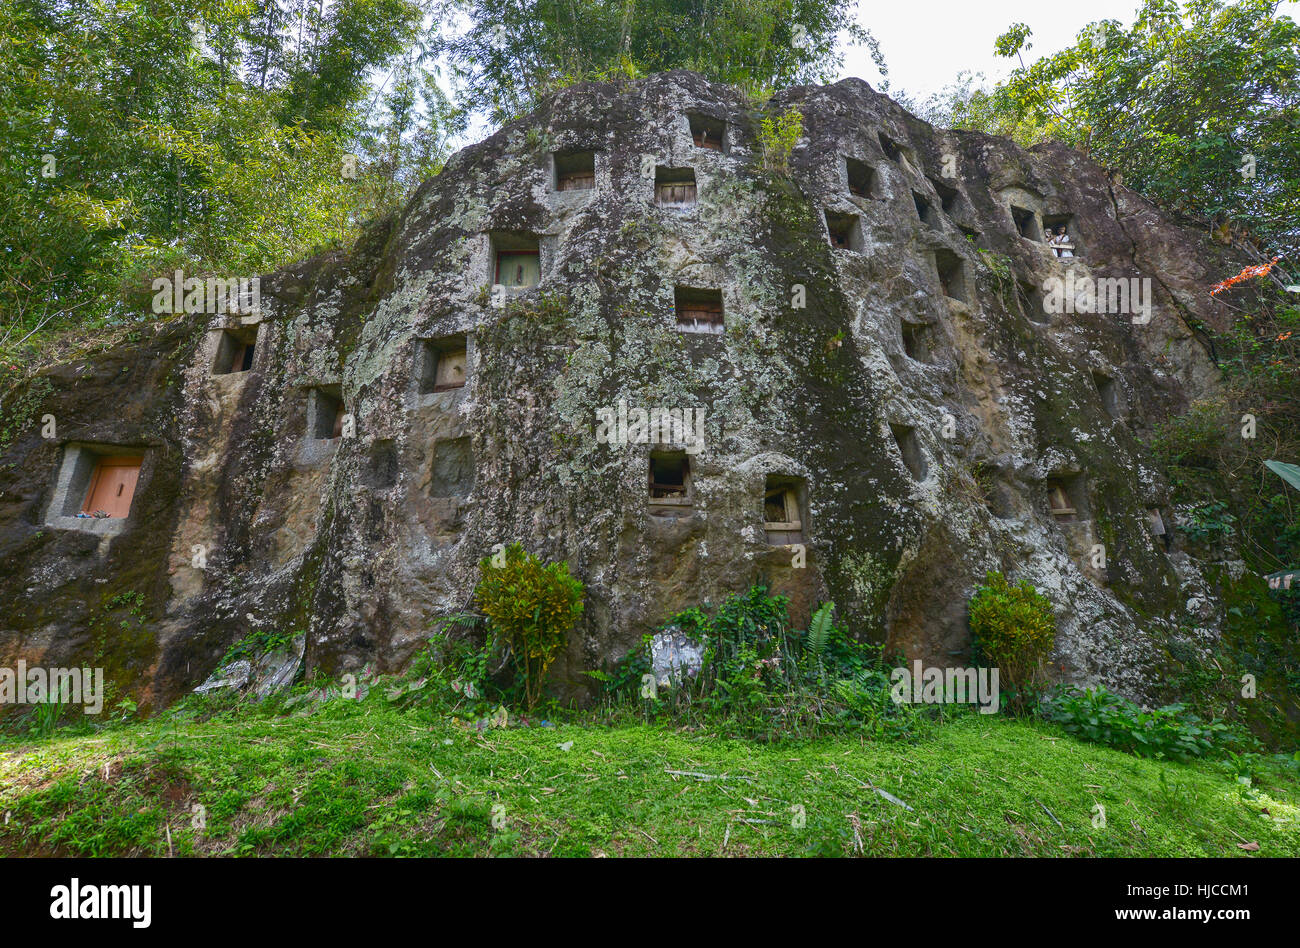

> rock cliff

[{"left": 0, "top": 71, "right": 1248, "bottom": 710}]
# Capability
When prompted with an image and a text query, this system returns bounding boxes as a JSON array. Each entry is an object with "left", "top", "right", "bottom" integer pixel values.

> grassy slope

[{"left": 0, "top": 704, "right": 1295, "bottom": 857}]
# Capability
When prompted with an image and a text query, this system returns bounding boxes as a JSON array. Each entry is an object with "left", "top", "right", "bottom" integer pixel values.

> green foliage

[
  {"left": 474, "top": 543, "right": 585, "bottom": 710},
  {"left": 805, "top": 601, "right": 835, "bottom": 662},
  {"left": 0, "top": 374, "right": 52, "bottom": 455},
  {"left": 1266, "top": 459, "right": 1300, "bottom": 492},
  {"left": 1149, "top": 399, "right": 1230, "bottom": 475},
  {"left": 757, "top": 105, "right": 802, "bottom": 172},
  {"left": 219, "top": 628, "right": 299, "bottom": 669},
  {"left": 8, "top": 702, "right": 1297, "bottom": 857},
  {"left": 0, "top": 0, "right": 449, "bottom": 357},
  {"left": 1183, "top": 500, "right": 1238, "bottom": 544},
  {"left": 440, "top": 0, "right": 875, "bottom": 123},
  {"left": 968, "top": 571, "right": 1056, "bottom": 710},
  {"left": 1048, "top": 685, "right": 1229, "bottom": 762},
  {"left": 27, "top": 682, "right": 70, "bottom": 739},
  {"left": 594, "top": 587, "right": 921, "bottom": 742},
  {"left": 929, "top": 0, "right": 1300, "bottom": 257}
]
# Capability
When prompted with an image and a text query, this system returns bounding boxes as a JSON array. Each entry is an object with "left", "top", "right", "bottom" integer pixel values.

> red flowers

[{"left": 1210, "top": 257, "right": 1281, "bottom": 295}]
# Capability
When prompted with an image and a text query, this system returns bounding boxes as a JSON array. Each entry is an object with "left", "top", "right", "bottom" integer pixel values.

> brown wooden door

[{"left": 82, "top": 457, "right": 142, "bottom": 518}]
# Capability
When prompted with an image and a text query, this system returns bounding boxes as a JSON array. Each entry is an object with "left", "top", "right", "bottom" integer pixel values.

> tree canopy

[
  {"left": 924, "top": 0, "right": 1299, "bottom": 258},
  {"left": 437, "top": 0, "right": 875, "bottom": 122}
]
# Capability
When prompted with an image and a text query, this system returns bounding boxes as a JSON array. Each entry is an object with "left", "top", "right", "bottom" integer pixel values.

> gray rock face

[{"left": 0, "top": 71, "right": 1248, "bottom": 711}]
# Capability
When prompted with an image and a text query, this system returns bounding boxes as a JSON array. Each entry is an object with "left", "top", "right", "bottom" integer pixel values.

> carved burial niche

[
  {"left": 900, "top": 321, "right": 932, "bottom": 362},
  {"left": 418, "top": 335, "right": 468, "bottom": 394},
  {"left": 213, "top": 326, "right": 256, "bottom": 375},
  {"left": 929, "top": 176, "right": 959, "bottom": 215},
  {"left": 1042, "top": 213, "right": 1078, "bottom": 256},
  {"left": 933, "top": 248, "right": 968, "bottom": 302},
  {"left": 825, "top": 210, "right": 862, "bottom": 252},
  {"left": 364, "top": 440, "right": 398, "bottom": 489},
  {"left": 308, "top": 385, "right": 344, "bottom": 440},
  {"left": 913, "top": 191, "right": 938, "bottom": 229},
  {"left": 845, "top": 155, "right": 877, "bottom": 198},
  {"left": 492, "top": 233, "right": 541, "bottom": 288},
  {"left": 890, "top": 424, "right": 928, "bottom": 481},
  {"left": 655, "top": 167, "right": 697, "bottom": 206},
  {"left": 689, "top": 113, "right": 727, "bottom": 151},
  {"left": 554, "top": 150, "right": 596, "bottom": 191},
  {"left": 763, "top": 475, "right": 806, "bottom": 545},
  {"left": 79, "top": 452, "right": 143, "bottom": 519},
  {"left": 429, "top": 436, "right": 474, "bottom": 498},
  {"left": 1011, "top": 204, "right": 1043, "bottom": 241},
  {"left": 1046, "top": 473, "right": 1088, "bottom": 522},
  {"left": 648, "top": 450, "right": 692, "bottom": 516},
  {"left": 674, "top": 287, "right": 724, "bottom": 334}
]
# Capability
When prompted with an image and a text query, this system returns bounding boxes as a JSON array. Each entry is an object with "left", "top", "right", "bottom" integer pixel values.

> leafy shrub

[
  {"left": 758, "top": 106, "right": 802, "bottom": 171},
  {"left": 400, "top": 615, "right": 499, "bottom": 711},
  {"left": 594, "top": 587, "right": 917, "bottom": 741},
  {"left": 1148, "top": 399, "right": 1229, "bottom": 473},
  {"left": 968, "top": 571, "right": 1056, "bottom": 710},
  {"left": 1048, "top": 685, "right": 1229, "bottom": 761},
  {"left": 1182, "top": 500, "right": 1237, "bottom": 543},
  {"left": 473, "top": 543, "right": 584, "bottom": 710}
]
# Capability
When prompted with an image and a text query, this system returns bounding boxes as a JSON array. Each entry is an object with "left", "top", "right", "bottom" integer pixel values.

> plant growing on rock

[
  {"left": 758, "top": 106, "right": 802, "bottom": 172},
  {"left": 968, "top": 571, "right": 1056, "bottom": 711},
  {"left": 473, "top": 543, "right": 585, "bottom": 710}
]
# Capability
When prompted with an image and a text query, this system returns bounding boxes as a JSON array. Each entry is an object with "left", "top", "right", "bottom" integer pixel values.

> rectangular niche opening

[
  {"left": 418, "top": 335, "right": 468, "bottom": 394},
  {"left": 825, "top": 210, "right": 862, "bottom": 252},
  {"left": 554, "top": 150, "right": 596, "bottom": 191},
  {"left": 845, "top": 155, "right": 877, "bottom": 198},
  {"left": 933, "top": 248, "right": 968, "bottom": 302},
  {"left": 76, "top": 452, "right": 144, "bottom": 519},
  {"left": 878, "top": 131, "right": 905, "bottom": 164},
  {"left": 1042, "top": 213, "right": 1078, "bottom": 257},
  {"left": 492, "top": 232, "right": 541, "bottom": 288},
  {"left": 912, "top": 191, "right": 938, "bottom": 229},
  {"left": 655, "top": 167, "right": 697, "bottom": 206},
  {"left": 649, "top": 450, "right": 692, "bottom": 513},
  {"left": 1011, "top": 205, "right": 1042, "bottom": 242},
  {"left": 1091, "top": 371, "right": 1121, "bottom": 418},
  {"left": 429, "top": 436, "right": 474, "bottom": 498},
  {"left": 929, "top": 177, "right": 959, "bottom": 214},
  {"left": 900, "top": 321, "right": 932, "bottom": 362},
  {"left": 890, "top": 424, "right": 928, "bottom": 481},
  {"left": 213, "top": 326, "right": 257, "bottom": 375},
  {"left": 363, "top": 439, "right": 399, "bottom": 489},
  {"left": 308, "top": 385, "right": 344, "bottom": 440},
  {"left": 674, "top": 287, "right": 724, "bottom": 334},
  {"left": 689, "top": 113, "right": 726, "bottom": 151},
  {"left": 763, "top": 475, "right": 806, "bottom": 545},
  {"left": 1018, "top": 280, "right": 1049, "bottom": 324},
  {"left": 1047, "top": 474, "right": 1088, "bottom": 522}
]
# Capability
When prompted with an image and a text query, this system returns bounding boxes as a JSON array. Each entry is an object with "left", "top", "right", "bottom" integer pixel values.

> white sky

[{"left": 841, "top": 0, "right": 1147, "bottom": 98}]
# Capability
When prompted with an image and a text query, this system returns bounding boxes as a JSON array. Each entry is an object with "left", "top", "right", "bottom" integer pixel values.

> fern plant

[{"left": 805, "top": 601, "right": 835, "bottom": 679}]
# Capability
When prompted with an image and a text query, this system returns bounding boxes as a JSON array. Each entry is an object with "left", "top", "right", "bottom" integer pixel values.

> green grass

[{"left": 1, "top": 701, "right": 1295, "bottom": 857}]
